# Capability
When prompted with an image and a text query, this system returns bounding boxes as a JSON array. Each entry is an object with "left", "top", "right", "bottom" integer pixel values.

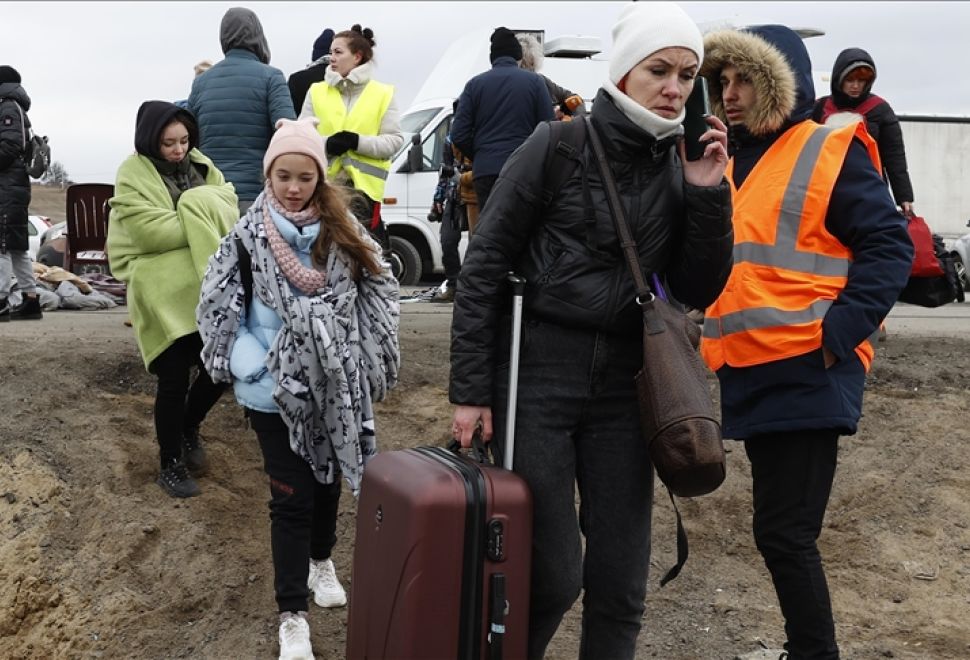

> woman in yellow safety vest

[{"left": 299, "top": 24, "right": 403, "bottom": 248}]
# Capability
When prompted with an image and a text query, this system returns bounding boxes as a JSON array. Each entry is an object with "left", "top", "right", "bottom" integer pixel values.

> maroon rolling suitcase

[{"left": 346, "top": 275, "right": 532, "bottom": 660}]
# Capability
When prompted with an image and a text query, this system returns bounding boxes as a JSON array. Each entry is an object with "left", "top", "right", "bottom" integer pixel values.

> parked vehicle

[
  {"left": 36, "top": 220, "right": 66, "bottom": 268},
  {"left": 382, "top": 29, "right": 608, "bottom": 285},
  {"left": 27, "top": 214, "right": 52, "bottom": 261},
  {"left": 950, "top": 219, "right": 970, "bottom": 292}
]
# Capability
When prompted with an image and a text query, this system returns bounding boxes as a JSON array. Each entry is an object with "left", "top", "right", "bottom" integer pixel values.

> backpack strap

[
  {"left": 820, "top": 97, "right": 839, "bottom": 123},
  {"left": 235, "top": 235, "right": 253, "bottom": 311},
  {"left": 540, "top": 119, "right": 604, "bottom": 254},
  {"left": 821, "top": 94, "right": 885, "bottom": 124},
  {"left": 541, "top": 118, "right": 587, "bottom": 207},
  {"left": 853, "top": 94, "right": 886, "bottom": 117}
]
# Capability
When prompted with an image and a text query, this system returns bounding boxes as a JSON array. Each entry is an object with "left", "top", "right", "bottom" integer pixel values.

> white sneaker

[
  {"left": 307, "top": 558, "right": 347, "bottom": 608},
  {"left": 278, "top": 613, "right": 313, "bottom": 660}
]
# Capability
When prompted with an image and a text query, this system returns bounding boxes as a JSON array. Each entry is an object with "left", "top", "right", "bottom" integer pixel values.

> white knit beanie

[{"left": 608, "top": 2, "right": 704, "bottom": 85}]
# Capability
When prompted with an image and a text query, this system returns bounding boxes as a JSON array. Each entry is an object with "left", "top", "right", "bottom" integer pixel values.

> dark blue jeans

[
  {"left": 745, "top": 431, "right": 840, "bottom": 660},
  {"left": 491, "top": 319, "right": 653, "bottom": 660},
  {"left": 248, "top": 410, "right": 342, "bottom": 614}
]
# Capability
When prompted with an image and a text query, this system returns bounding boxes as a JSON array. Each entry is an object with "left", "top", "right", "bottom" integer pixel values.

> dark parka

[
  {"left": 700, "top": 26, "right": 913, "bottom": 439},
  {"left": 812, "top": 48, "right": 914, "bottom": 206},
  {"left": 449, "top": 89, "right": 734, "bottom": 405},
  {"left": 450, "top": 57, "right": 555, "bottom": 179},
  {"left": 0, "top": 82, "right": 31, "bottom": 252},
  {"left": 188, "top": 8, "right": 295, "bottom": 202}
]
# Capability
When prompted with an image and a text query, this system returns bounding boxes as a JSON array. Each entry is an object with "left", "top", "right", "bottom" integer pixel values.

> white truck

[
  {"left": 383, "top": 29, "right": 970, "bottom": 289},
  {"left": 381, "top": 28, "right": 609, "bottom": 285}
]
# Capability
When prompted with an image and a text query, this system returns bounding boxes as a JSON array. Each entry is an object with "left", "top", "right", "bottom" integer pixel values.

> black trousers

[
  {"left": 148, "top": 333, "right": 226, "bottom": 467},
  {"left": 439, "top": 204, "right": 463, "bottom": 287},
  {"left": 249, "top": 410, "right": 342, "bottom": 614},
  {"left": 744, "top": 430, "right": 840, "bottom": 660},
  {"left": 472, "top": 175, "right": 498, "bottom": 215}
]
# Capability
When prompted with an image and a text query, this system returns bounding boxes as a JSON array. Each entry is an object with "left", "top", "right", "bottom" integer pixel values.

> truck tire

[
  {"left": 952, "top": 252, "right": 970, "bottom": 292},
  {"left": 390, "top": 235, "right": 423, "bottom": 286}
]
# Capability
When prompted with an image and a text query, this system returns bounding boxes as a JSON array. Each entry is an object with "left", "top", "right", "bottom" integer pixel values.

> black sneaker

[
  {"left": 182, "top": 427, "right": 210, "bottom": 476},
  {"left": 10, "top": 295, "right": 42, "bottom": 321},
  {"left": 157, "top": 459, "right": 200, "bottom": 498},
  {"left": 0, "top": 298, "right": 9, "bottom": 323}
]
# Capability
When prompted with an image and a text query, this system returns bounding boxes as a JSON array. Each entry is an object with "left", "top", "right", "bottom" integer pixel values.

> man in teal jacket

[{"left": 189, "top": 7, "right": 295, "bottom": 211}]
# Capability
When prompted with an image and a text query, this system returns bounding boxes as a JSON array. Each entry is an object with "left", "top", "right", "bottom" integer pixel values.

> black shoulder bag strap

[
  {"left": 235, "top": 235, "right": 253, "bottom": 310},
  {"left": 584, "top": 117, "right": 690, "bottom": 586}
]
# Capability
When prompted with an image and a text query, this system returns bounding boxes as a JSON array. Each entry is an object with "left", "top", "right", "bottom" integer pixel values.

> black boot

[
  {"left": 182, "top": 427, "right": 210, "bottom": 475},
  {"left": 10, "top": 295, "right": 42, "bottom": 320},
  {"left": 0, "top": 298, "right": 9, "bottom": 322},
  {"left": 157, "top": 458, "right": 200, "bottom": 498}
]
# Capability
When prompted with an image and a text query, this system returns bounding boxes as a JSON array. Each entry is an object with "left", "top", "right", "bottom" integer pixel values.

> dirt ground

[{"left": 3, "top": 187, "right": 969, "bottom": 659}]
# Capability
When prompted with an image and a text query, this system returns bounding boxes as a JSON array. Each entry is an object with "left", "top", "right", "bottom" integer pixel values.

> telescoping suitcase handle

[
  {"left": 450, "top": 272, "right": 526, "bottom": 473},
  {"left": 503, "top": 272, "right": 526, "bottom": 471}
]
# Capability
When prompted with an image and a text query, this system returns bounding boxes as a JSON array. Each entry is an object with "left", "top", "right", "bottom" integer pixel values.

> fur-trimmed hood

[{"left": 699, "top": 25, "right": 815, "bottom": 136}]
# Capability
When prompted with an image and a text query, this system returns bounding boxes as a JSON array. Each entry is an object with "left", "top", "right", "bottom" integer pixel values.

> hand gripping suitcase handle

[{"left": 504, "top": 273, "right": 526, "bottom": 472}]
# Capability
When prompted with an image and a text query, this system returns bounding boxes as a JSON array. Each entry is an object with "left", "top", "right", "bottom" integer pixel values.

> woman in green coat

[{"left": 107, "top": 101, "right": 238, "bottom": 498}]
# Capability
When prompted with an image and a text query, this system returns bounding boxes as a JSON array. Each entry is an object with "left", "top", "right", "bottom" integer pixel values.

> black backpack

[{"left": 24, "top": 130, "right": 50, "bottom": 179}]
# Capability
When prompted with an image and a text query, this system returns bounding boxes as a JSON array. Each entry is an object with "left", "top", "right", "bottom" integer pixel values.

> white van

[{"left": 381, "top": 28, "right": 609, "bottom": 284}]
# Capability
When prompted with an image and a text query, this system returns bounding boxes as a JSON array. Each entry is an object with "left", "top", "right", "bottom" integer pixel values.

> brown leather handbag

[{"left": 586, "top": 119, "right": 726, "bottom": 500}]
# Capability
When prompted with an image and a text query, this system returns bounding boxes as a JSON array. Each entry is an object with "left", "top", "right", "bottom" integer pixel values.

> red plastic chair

[{"left": 64, "top": 183, "right": 114, "bottom": 274}]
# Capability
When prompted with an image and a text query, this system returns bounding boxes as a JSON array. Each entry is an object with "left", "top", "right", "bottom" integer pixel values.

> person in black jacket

[
  {"left": 700, "top": 26, "right": 912, "bottom": 660},
  {"left": 449, "top": 4, "right": 732, "bottom": 658},
  {"left": 0, "top": 65, "right": 42, "bottom": 321},
  {"left": 517, "top": 33, "right": 585, "bottom": 120},
  {"left": 287, "top": 28, "right": 334, "bottom": 111},
  {"left": 450, "top": 27, "right": 554, "bottom": 212},
  {"left": 813, "top": 48, "right": 915, "bottom": 215}
]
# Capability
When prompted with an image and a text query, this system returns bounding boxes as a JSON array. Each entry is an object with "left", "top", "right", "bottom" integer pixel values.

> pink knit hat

[{"left": 263, "top": 117, "right": 329, "bottom": 178}]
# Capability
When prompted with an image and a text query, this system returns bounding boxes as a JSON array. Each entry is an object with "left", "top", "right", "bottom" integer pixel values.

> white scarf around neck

[{"left": 602, "top": 80, "right": 685, "bottom": 141}]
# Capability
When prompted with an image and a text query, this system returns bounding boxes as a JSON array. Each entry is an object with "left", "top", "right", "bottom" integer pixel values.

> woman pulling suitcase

[{"left": 449, "top": 3, "right": 733, "bottom": 658}]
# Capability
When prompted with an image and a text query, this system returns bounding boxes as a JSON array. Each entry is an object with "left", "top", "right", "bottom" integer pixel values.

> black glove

[{"left": 326, "top": 130, "right": 359, "bottom": 157}]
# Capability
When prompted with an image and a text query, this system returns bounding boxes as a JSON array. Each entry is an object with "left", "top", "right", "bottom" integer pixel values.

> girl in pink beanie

[{"left": 197, "top": 115, "right": 400, "bottom": 659}]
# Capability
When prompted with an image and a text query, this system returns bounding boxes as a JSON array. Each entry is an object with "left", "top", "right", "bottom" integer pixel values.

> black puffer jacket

[
  {"left": 812, "top": 48, "right": 914, "bottom": 205},
  {"left": 0, "top": 82, "right": 31, "bottom": 253},
  {"left": 450, "top": 89, "right": 734, "bottom": 405}
]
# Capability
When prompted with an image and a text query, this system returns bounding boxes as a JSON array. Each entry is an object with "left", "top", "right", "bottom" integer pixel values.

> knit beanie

[
  {"left": 263, "top": 118, "right": 329, "bottom": 178},
  {"left": 490, "top": 27, "right": 523, "bottom": 63},
  {"left": 312, "top": 28, "right": 335, "bottom": 61},
  {"left": 608, "top": 2, "right": 704, "bottom": 85},
  {"left": 838, "top": 61, "right": 876, "bottom": 86},
  {"left": 0, "top": 65, "right": 22, "bottom": 84}
]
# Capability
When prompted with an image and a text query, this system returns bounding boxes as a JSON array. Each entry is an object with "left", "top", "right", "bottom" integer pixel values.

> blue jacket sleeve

[
  {"left": 822, "top": 139, "right": 914, "bottom": 360},
  {"left": 267, "top": 69, "right": 297, "bottom": 127},
  {"left": 450, "top": 85, "right": 475, "bottom": 158}
]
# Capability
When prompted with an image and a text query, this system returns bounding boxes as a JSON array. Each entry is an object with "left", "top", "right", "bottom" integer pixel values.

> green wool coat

[{"left": 107, "top": 149, "right": 238, "bottom": 369}]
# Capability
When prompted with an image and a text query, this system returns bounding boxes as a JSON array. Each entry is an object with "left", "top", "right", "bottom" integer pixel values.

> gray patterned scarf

[{"left": 196, "top": 192, "right": 400, "bottom": 494}]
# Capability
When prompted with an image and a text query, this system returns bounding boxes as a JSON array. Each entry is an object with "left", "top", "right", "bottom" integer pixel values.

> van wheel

[
  {"left": 953, "top": 252, "right": 970, "bottom": 292},
  {"left": 390, "top": 236, "right": 423, "bottom": 286}
]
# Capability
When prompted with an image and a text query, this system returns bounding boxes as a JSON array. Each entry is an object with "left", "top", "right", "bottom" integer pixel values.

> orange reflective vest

[{"left": 701, "top": 121, "right": 882, "bottom": 372}]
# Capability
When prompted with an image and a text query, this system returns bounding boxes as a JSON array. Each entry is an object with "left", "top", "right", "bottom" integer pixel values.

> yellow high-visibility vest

[{"left": 309, "top": 80, "right": 394, "bottom": 202}]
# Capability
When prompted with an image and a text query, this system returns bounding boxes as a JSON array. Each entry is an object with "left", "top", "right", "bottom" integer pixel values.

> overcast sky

[{"left": 4, "top": 1, "right": 967, "bottom": 183}]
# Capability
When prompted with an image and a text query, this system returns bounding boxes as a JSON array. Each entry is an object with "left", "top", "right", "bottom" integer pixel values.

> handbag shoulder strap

[
  {"left": 584, "top": 117, "right": 652, "bottom": 300},
  {"left": 585, "top": 118, "right": 667, "bottom": 336}
]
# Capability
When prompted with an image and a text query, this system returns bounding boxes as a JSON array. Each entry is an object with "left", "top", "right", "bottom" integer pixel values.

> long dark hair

[
  {"left": 309, "top": 180, "right": 382, "bottom": 280},
  {"left": 335, "top": 24, "right": 376, "bottom": 64}
]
